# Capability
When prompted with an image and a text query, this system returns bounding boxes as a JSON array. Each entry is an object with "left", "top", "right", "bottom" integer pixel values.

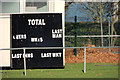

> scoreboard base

[{"left": 11, "top": 66, "right": 65, "bottom": 69}]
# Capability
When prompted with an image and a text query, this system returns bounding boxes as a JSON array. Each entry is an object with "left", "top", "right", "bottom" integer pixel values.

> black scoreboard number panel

[{"left": 11, "top": 13, "right": 64, "bottom": 69}]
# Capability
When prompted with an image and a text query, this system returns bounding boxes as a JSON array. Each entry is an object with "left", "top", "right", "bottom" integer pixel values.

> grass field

[{"left": 1, "top": 63, "right": 118, "bottom": 78}]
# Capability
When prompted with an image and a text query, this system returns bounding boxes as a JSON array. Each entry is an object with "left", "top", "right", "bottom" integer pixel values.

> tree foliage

[{"left": 65, "top": 2, "right": 119, "bottom": 46}]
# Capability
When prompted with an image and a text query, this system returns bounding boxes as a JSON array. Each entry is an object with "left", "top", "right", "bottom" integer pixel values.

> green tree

[{"left": 65, "top": 2, "right": 119, "bottom": 46}]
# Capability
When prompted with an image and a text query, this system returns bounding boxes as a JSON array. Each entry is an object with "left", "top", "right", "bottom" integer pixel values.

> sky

[{"left": 65, "top": 3, "right": 94, "bottom": 22}]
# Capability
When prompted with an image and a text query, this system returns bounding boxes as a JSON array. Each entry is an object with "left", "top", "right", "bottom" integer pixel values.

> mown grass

[{"left": 1, "top": 63, "right": 118, "bottom": 78}]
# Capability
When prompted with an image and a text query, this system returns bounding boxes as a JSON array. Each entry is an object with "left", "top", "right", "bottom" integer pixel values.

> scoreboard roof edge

[{"left": 10, "top": 13, "right": 62, "bottom": 16}]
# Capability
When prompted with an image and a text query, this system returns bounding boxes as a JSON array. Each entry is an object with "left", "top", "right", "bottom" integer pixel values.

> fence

[
  {"left": 0, "top": 46, "right": 119, "bottom": 76},
  {"left": 65, "top": 16, "right": 120, "bottom": 47}
]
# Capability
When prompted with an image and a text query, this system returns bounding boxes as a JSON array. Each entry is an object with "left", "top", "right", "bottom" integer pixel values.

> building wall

[
  {"left": 0, "top": 0, "right": 65, "bottom": 67},
  {"left": 0, "top": 18, "right": 10, "bottom": 67}
]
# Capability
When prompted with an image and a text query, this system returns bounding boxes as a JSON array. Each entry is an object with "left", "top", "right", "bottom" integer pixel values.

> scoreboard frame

[{"left": 10, "top": 13, "right": 65, "bottom": 69}]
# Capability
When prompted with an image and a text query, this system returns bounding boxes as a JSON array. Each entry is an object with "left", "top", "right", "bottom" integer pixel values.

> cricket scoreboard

[{"left": 11, "top": 13, "right": 64, "bottom": 69}]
